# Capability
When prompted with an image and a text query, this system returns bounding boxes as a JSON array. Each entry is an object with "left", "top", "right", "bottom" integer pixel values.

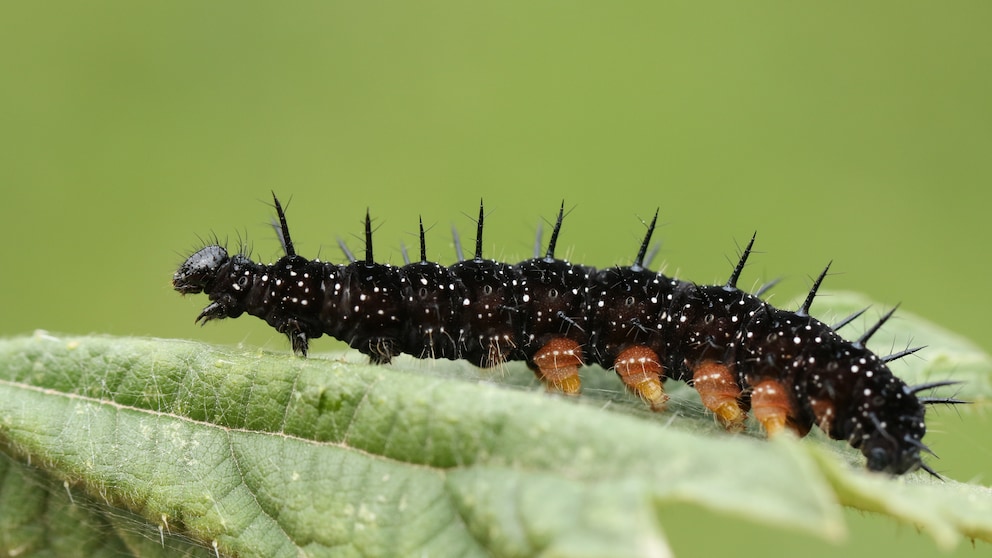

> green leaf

[{"left": 0, "top": 293, "right": 990, "bottom": 557}]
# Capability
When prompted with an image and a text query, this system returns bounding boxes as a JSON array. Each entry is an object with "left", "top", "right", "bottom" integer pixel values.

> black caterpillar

[{"left": 173, "top": 194, "right": 963, "bottom": 475}]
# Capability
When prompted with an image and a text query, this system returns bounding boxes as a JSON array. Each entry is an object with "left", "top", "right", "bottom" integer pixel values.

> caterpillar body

[{"left": 173, "top": 194, "right": 962, "bottom": 475}]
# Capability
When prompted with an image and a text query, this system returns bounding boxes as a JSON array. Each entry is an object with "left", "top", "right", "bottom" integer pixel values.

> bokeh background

[{"left": 1, "top": 2, "right": 989, "bottom": 556}]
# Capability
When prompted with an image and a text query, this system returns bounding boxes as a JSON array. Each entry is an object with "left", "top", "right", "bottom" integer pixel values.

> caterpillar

[{"left": 173, "top": 193, "right": 963, "bottom": 475}]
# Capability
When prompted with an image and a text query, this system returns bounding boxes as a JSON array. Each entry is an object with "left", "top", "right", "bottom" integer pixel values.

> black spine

[
  {"left": 726, "top": 232, "right": 757, "bottom": 290},
  {"left": 631, "top": 209, "right": 659, "bottom": 271},
  {"left": 272, "top": 192, "right": 296, "bottom": 257}
]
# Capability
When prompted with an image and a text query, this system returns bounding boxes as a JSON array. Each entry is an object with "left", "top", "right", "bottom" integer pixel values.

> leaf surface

[{"left": 0, "top": 294, "right": 990, "bottom": 557}]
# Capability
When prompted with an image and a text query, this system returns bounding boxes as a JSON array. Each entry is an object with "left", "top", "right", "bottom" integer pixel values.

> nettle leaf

[{"left": 0, "top": 294, "right": 990, "bottom": 557}]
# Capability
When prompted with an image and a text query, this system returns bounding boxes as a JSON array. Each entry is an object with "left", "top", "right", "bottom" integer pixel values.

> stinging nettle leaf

[{"left": 0, "top": 291, "right": 990, "bottom": 557}]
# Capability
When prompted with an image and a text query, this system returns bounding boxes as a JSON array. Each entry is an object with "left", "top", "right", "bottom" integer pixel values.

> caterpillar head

[
  {"left": 174, "top": 246, "right": 259, "bottom": 324},
  {"left": 173, "top": 245, "right": 230, "bottom": 294}
]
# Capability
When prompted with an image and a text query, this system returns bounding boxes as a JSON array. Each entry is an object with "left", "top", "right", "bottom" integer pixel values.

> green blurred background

[{"left": 1, "top": 2, "right": 989, "bottom": 556}]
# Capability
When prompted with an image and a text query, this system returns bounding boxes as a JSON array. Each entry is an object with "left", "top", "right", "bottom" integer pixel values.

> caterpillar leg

[
  {"left": 278, "top": 318, "right": 311, "bottom": 357},
  {"left": 614, "top": 346, "right": 668, "bottom": 412},
  {"left": 195, "top": 301, "right": 229, "bottom": 325},
  {"left": 366, "top": 337, "right": 400, "bottom": 365},
  {"left": 750, "top": 379, "right": 807, "bottom": 437},
  {"left": 530, "top": 337, "right": 583, "bottom": 395},
  {"left": 692, "top": 361, "right": 747, "bottom": 433}
]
